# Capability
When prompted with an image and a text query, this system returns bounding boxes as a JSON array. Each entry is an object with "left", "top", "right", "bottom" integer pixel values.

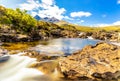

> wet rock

[
  {"left": 0, "top": 48, "right": 8, "bottom": 56},
  {"left": 30, "top": 60, "right": 60, "bottom": 74},
  {"left": 0, "top": 35, "right": 17, "bottom": 42},
  {"left": 0, "top": 33, "right": 42, "bottom": 42},
  {"left": 61, "top": 30, "right": 78, "bottom": 38},
  {"left": 0, "top": 56, "right": 10, "bottom": 63},
  {"left": 22, "top": 51, "right": 60, "bottom": 61},
  {"left": 91, "top": 31, "right": 118, "bottom": 41},
  {"left": 59, "top": 42, "right": 120, "bottom": 80},
  {"left": 78, "top": 32, "right": 93, "bottom": 39}
]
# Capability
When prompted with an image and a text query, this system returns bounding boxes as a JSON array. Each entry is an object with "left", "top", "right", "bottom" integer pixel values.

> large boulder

[{"left": 59, "top": 42, "right": 120, "bottom": 80}]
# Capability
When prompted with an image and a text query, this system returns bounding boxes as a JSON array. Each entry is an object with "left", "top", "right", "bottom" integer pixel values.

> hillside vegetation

[
  {"left": 0, "top": 5, "right": 120, "bottom": 42},
  {"left": 56, "top": 20, "right": 120, "bottom": 32},
  {"left": 0, "top": 6, "right": 78, "bottom": 42},
  {"left": 0, "top": 6, "right": 37, "bottom": 33}
]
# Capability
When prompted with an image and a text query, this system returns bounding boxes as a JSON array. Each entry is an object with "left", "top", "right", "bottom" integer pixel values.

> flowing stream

[
  {"left": 0, "top": 55, "right": 44, "bottom": 81},
  {"left": 0, "top": 38, "right": 100, "bottom": 81}
]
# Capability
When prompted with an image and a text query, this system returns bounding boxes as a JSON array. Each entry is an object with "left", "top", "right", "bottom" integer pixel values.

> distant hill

[
  {"left": 34, "top": 15, "right": 60, "bottom": 23},
  {"left": 56, "top": 20, "right": 120, "bottom": 32},
  {"left": 55, "top": 20, "right": 97, "bottom": 32},
  {"left": 55, "top": 20, "right": 70, "bottom": 26},
  {"left": 99, "top": 25, "right": 120, "bottom": 31},
  {"left": 34, "top": 15, "right": 42, "bottom": 20}
]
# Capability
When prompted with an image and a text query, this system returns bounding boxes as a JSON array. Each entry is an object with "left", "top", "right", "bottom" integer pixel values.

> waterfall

[{"left": 0, "top": 55, "right": 44, "bottom": 81}]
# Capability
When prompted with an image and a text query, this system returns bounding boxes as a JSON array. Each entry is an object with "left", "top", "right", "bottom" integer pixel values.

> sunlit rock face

[
  {"left": 0, "top": 55, "right": 45, "bottom": 81},
  {"left": 59, "top": 42, "right": 120, "bottom": 80}
]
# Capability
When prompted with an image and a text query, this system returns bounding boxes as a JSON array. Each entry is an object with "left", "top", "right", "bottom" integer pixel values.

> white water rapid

[{"left": 0, "top": 55, "right": 44, "bottom": 81}]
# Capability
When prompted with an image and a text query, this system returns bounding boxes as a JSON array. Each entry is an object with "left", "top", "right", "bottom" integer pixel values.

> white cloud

[
  {"left": 80, "top": 20, "right": 84, "bottom": 23},
  {"left": 94, "top": 21, "right": 120, "bottom": 27},
  {"left": 63, "top": 16, "right": 74, "bottom": 20},
  {"left": 113, "top": 21, "right": 120, "bottom": 25},
  {"left": 37, "top": 5, "right": 66, "bottom": 19},
  {"left": 19, "top": 0, "right": 66, "bottom": 20},
  {"left": 71, "top": 20, "right": 85, "bottom": 25},
  {"left": 31, "top": 12, "right": 37, "bottom": 16},
  {"left": 95, "top": 24, "right": 110, "bottom": 27},
  {"left": 117, "top": 0, "right": 120, "bottom": 4},
  {"left": 0, "top": 4, "right": 6, "bottom": 7},
  {"left": 70, "top": 11, "right": 92, "bottom": 18},
  {"left": 19, "top": 0, "right": 92, "bottom": 20},
  {"left": 41, "top": 0, "right": 55, "bottom": 5},
  {"left": 19, "top": 0, "right": 40, "bottom": 10}
]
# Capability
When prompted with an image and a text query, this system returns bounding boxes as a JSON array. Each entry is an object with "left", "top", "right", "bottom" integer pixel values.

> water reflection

[
  {"left": 32, "top": 38, "right": 100, "bottom": 55},
  {"left": 1, "top": 38, "right": 100, "bottom": 55}
]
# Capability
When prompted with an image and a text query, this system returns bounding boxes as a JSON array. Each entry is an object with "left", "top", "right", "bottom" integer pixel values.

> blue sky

[{"left": 0, "top": 0, "right": 120, "bottom": 26}]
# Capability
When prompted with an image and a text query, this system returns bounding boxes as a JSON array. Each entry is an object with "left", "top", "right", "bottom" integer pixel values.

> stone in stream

[
  {"left": 0, "top": 47, "right": 8, "bottom": 63},
  {"left": 22, "top": 51, "right": 61, "bottom": 61},
  {"left": 0, "top": 56, "right": 10, "bottom": 63},
  {"left": 59, "top": 42, "right": 120, "bottom": 81},
  {"left": 0, "top": 48, "right": 8, "bottom": 56}
]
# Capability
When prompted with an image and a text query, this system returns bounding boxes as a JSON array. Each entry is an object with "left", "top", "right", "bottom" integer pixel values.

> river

[{"left": 0, "top": 38, "right": 100, "bottom": 81}]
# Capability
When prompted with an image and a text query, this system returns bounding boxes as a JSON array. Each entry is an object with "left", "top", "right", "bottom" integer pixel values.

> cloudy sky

[{"left": 0, "top": 0, "right": 120, "bottom": 26}]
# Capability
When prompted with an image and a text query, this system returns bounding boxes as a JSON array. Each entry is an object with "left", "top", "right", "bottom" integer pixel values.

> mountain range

[
  {"left": 34, "top": 15, "right": 120, "bottom": 32},
  {"left": 34, "top": 15, "right": 60, "bottom": 23}
]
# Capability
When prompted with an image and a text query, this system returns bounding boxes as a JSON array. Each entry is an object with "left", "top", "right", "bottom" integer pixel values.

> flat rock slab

[{"left": 0, "top": 56, "right": 10, "bottom": 63}]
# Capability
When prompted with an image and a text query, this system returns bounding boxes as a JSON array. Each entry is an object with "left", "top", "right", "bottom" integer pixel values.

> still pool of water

[{"left": 30, "top": 38, "right": 100, "bottom": 55}]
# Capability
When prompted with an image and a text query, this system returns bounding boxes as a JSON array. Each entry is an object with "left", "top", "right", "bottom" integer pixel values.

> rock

[
  {"left": 91, "top": 31, "right": 118, "bottom": 41},
  {"left": 30, "top": 60, "right": 61, "bottom": 75},
  {"left": 78, "top": 32, "right": 93, "bottom": 39},
  {"left": 22, "top": 51, "right": 60, "bottom": 61},
  {"left": 0, "top": 48, "right": 8, "bottom": 56},
  {"left": 59, "top": 42, "right": 120, "bottom": 80},
  {"left": 61, "top": 30, "right": 78, "bottom": 38},
  {"left": 0, "top": 56, "right": 10, "bottom": 63}
]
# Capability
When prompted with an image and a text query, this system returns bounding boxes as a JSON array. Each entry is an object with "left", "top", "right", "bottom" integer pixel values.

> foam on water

[{"left": 0, "top": 55, "right": 44, "bottom": 81}]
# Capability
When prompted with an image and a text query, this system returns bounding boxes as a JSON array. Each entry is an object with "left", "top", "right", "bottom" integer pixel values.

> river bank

[{"left": 0, "top": 25, "right": 119, "bottom": 43}]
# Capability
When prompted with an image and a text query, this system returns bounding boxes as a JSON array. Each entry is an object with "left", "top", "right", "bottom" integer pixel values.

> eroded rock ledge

[{"left": 59, "top": 42, "right": 120, "bottom": 81}]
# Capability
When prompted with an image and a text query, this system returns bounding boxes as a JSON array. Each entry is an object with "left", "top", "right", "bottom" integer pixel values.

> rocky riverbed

[
  {"left": 17, "top": 42, "right": 120, "bottom": 81},
  {"left": 0, "top": 26, "right": 119, "bottom": 43},
  {"left": 1, "top": 41, "right": 120, "bottom": 81}
]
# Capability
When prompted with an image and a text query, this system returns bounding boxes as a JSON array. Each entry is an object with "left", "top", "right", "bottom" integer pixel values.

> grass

[
  {"left": 56, "top": 21, "right": 120, "bottom": 32},
  {"left": 75, "top": 25, "right": 120, "bottom": 32},
  {"left": 99, "top": 26, "right": 120, "bottom": 32}
]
